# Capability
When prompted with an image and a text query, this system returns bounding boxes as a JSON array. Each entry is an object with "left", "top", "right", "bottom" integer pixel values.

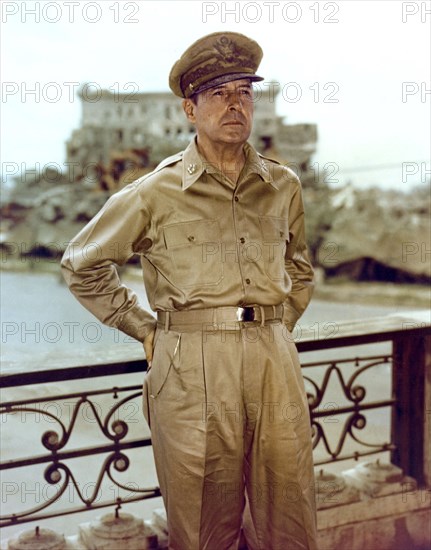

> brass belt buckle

[{"left": 236, "top": 307, "right": 255, "bottom": 322}]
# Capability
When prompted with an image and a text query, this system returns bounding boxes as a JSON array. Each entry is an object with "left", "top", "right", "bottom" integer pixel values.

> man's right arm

[{"left": 61, "top": 181, "right": 157, "bottom": 344}]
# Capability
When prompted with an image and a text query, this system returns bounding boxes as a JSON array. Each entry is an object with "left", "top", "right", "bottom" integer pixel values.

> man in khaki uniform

[{"left": 62, "top": 32, "right": 317, "bottom": 550}]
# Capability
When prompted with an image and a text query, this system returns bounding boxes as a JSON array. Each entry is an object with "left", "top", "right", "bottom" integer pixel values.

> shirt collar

[
  {"left": 182, "top": 138, "right": 278, "bottom": 190},
  {"left": 242, "top": 143, "right": 278, "bottom": 190},
  {"left": 182, "top": 138, "right": 206, "bottom": 190}
]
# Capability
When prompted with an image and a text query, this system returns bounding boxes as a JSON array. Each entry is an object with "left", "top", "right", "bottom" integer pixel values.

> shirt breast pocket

[
  {"left": 259, "top": 216, "right": 290, "bottom": 280},
  {"left": 163, "top": 219, "right": 223, "bottom": 287}
]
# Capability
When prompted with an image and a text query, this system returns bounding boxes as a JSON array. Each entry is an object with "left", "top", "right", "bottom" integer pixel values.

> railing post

[
  {"left": 424, "top": 334, "right": 431, "bottom": 488},
  {"left": 391, "top": 333, "right": 430, "bottom": 486}
]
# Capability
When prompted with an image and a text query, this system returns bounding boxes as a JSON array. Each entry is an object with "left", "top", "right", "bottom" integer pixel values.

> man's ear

[{"left": 182, "top": 98, "right": 196, "bottom": 123}]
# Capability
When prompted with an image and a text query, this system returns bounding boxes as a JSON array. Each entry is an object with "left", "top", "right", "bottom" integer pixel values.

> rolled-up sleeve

[
  {"left": 61, "top": 182, "right": 157, "bottom": 343},
  {"left": 283, "top": 177, "right": 315, "bottom": 331}
]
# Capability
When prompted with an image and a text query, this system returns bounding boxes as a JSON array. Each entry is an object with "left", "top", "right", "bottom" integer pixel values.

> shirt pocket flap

[
  {"left": 163, "top": 219, "right": 221, "bottom": 249},
  {"left": 259, "top": 216, "right": 290, "bottom": 242}
]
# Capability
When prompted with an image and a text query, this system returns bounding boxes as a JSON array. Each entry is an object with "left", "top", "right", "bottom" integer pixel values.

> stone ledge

[
  {"left": 318, "top": 483, "right": 430, "bottom": 530},
  {"left": 318, "top": 507, "right": 430, "bottom": 550}
]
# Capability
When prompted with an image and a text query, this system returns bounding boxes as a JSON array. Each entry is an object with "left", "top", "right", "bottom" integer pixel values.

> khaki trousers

[{"left": 143, "top": 320, "right": 318, "bottom": 550}]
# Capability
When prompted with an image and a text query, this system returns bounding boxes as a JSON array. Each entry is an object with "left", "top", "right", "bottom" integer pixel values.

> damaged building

[{"left": 65, "top": 82, "right": 318, "bottom": 188}]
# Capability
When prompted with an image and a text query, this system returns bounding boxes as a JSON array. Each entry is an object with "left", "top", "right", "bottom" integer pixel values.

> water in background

[{"left": 1, "top": 269, "right": 424, "bottom": 371}]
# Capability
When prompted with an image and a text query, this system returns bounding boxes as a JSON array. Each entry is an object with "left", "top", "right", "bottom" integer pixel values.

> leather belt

[{"left": 157, "top": 305, "right": 283, "bottom": 330}]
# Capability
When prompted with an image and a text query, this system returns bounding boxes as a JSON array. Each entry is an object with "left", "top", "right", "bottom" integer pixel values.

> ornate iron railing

[
  {"left": 1, "top": 391, "right": 159, "bottom": 526},
  {"left": 1, "top": 313, "right": 429, "bottom": 528},
  {"left": 305, "top": 353, "right": 395, "bottom": 464}
]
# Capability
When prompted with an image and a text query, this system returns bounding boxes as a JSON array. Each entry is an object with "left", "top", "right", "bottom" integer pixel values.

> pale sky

[{"left": 1, "top": 0, "right": 430, "bottom": 190}]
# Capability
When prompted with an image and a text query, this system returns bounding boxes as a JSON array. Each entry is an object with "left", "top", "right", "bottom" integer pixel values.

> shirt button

[
  {"left": 245, "top": 278, "right": 251, "bottom": 284},
  {"left": 234, "top": 196, "right": 239, "bottom": 202},
  {"left": 240, "top": 237, "right": 245, "bottom": 244}
]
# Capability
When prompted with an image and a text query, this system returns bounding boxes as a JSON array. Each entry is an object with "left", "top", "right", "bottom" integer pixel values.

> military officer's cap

[{"left": 169, "top": 32, "right": 264, "bottom": 98}]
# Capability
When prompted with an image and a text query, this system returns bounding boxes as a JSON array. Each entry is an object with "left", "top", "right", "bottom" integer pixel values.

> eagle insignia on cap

[{"left": 214, "top": 36, "right": 240, "bottom": 63}]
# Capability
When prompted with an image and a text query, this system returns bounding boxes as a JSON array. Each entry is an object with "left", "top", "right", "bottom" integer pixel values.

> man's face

[{"left": 183, "top": 79, "right": 254, "bottom": 147}]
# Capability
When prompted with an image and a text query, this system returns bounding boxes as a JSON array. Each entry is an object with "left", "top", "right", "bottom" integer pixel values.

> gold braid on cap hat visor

[{"left": 181, "top": 36, "right": 259, "bottom": 97}]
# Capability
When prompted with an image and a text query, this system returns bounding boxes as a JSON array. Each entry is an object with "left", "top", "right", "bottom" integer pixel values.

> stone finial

[
  {"left": 314, "top": 468, "right": 360, "bottom": 509},
  {"left": 79, "top": 510, "right": 158, "bottom": 549},
  {"left": 342, "top": 459, "right": 417, "bottom": 498},
  {"left": 8, "top": 527, "right": 66, "bottom": 550}
]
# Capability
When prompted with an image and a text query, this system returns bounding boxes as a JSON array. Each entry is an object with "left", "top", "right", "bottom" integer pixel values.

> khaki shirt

[{"left": 61, "top": 139, "right": 314, "bottom": 343}]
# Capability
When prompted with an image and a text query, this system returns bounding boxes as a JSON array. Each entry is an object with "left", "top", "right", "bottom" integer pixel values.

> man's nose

[{"left": 226, "top": 92, "right": 244, "bottom": 109}]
